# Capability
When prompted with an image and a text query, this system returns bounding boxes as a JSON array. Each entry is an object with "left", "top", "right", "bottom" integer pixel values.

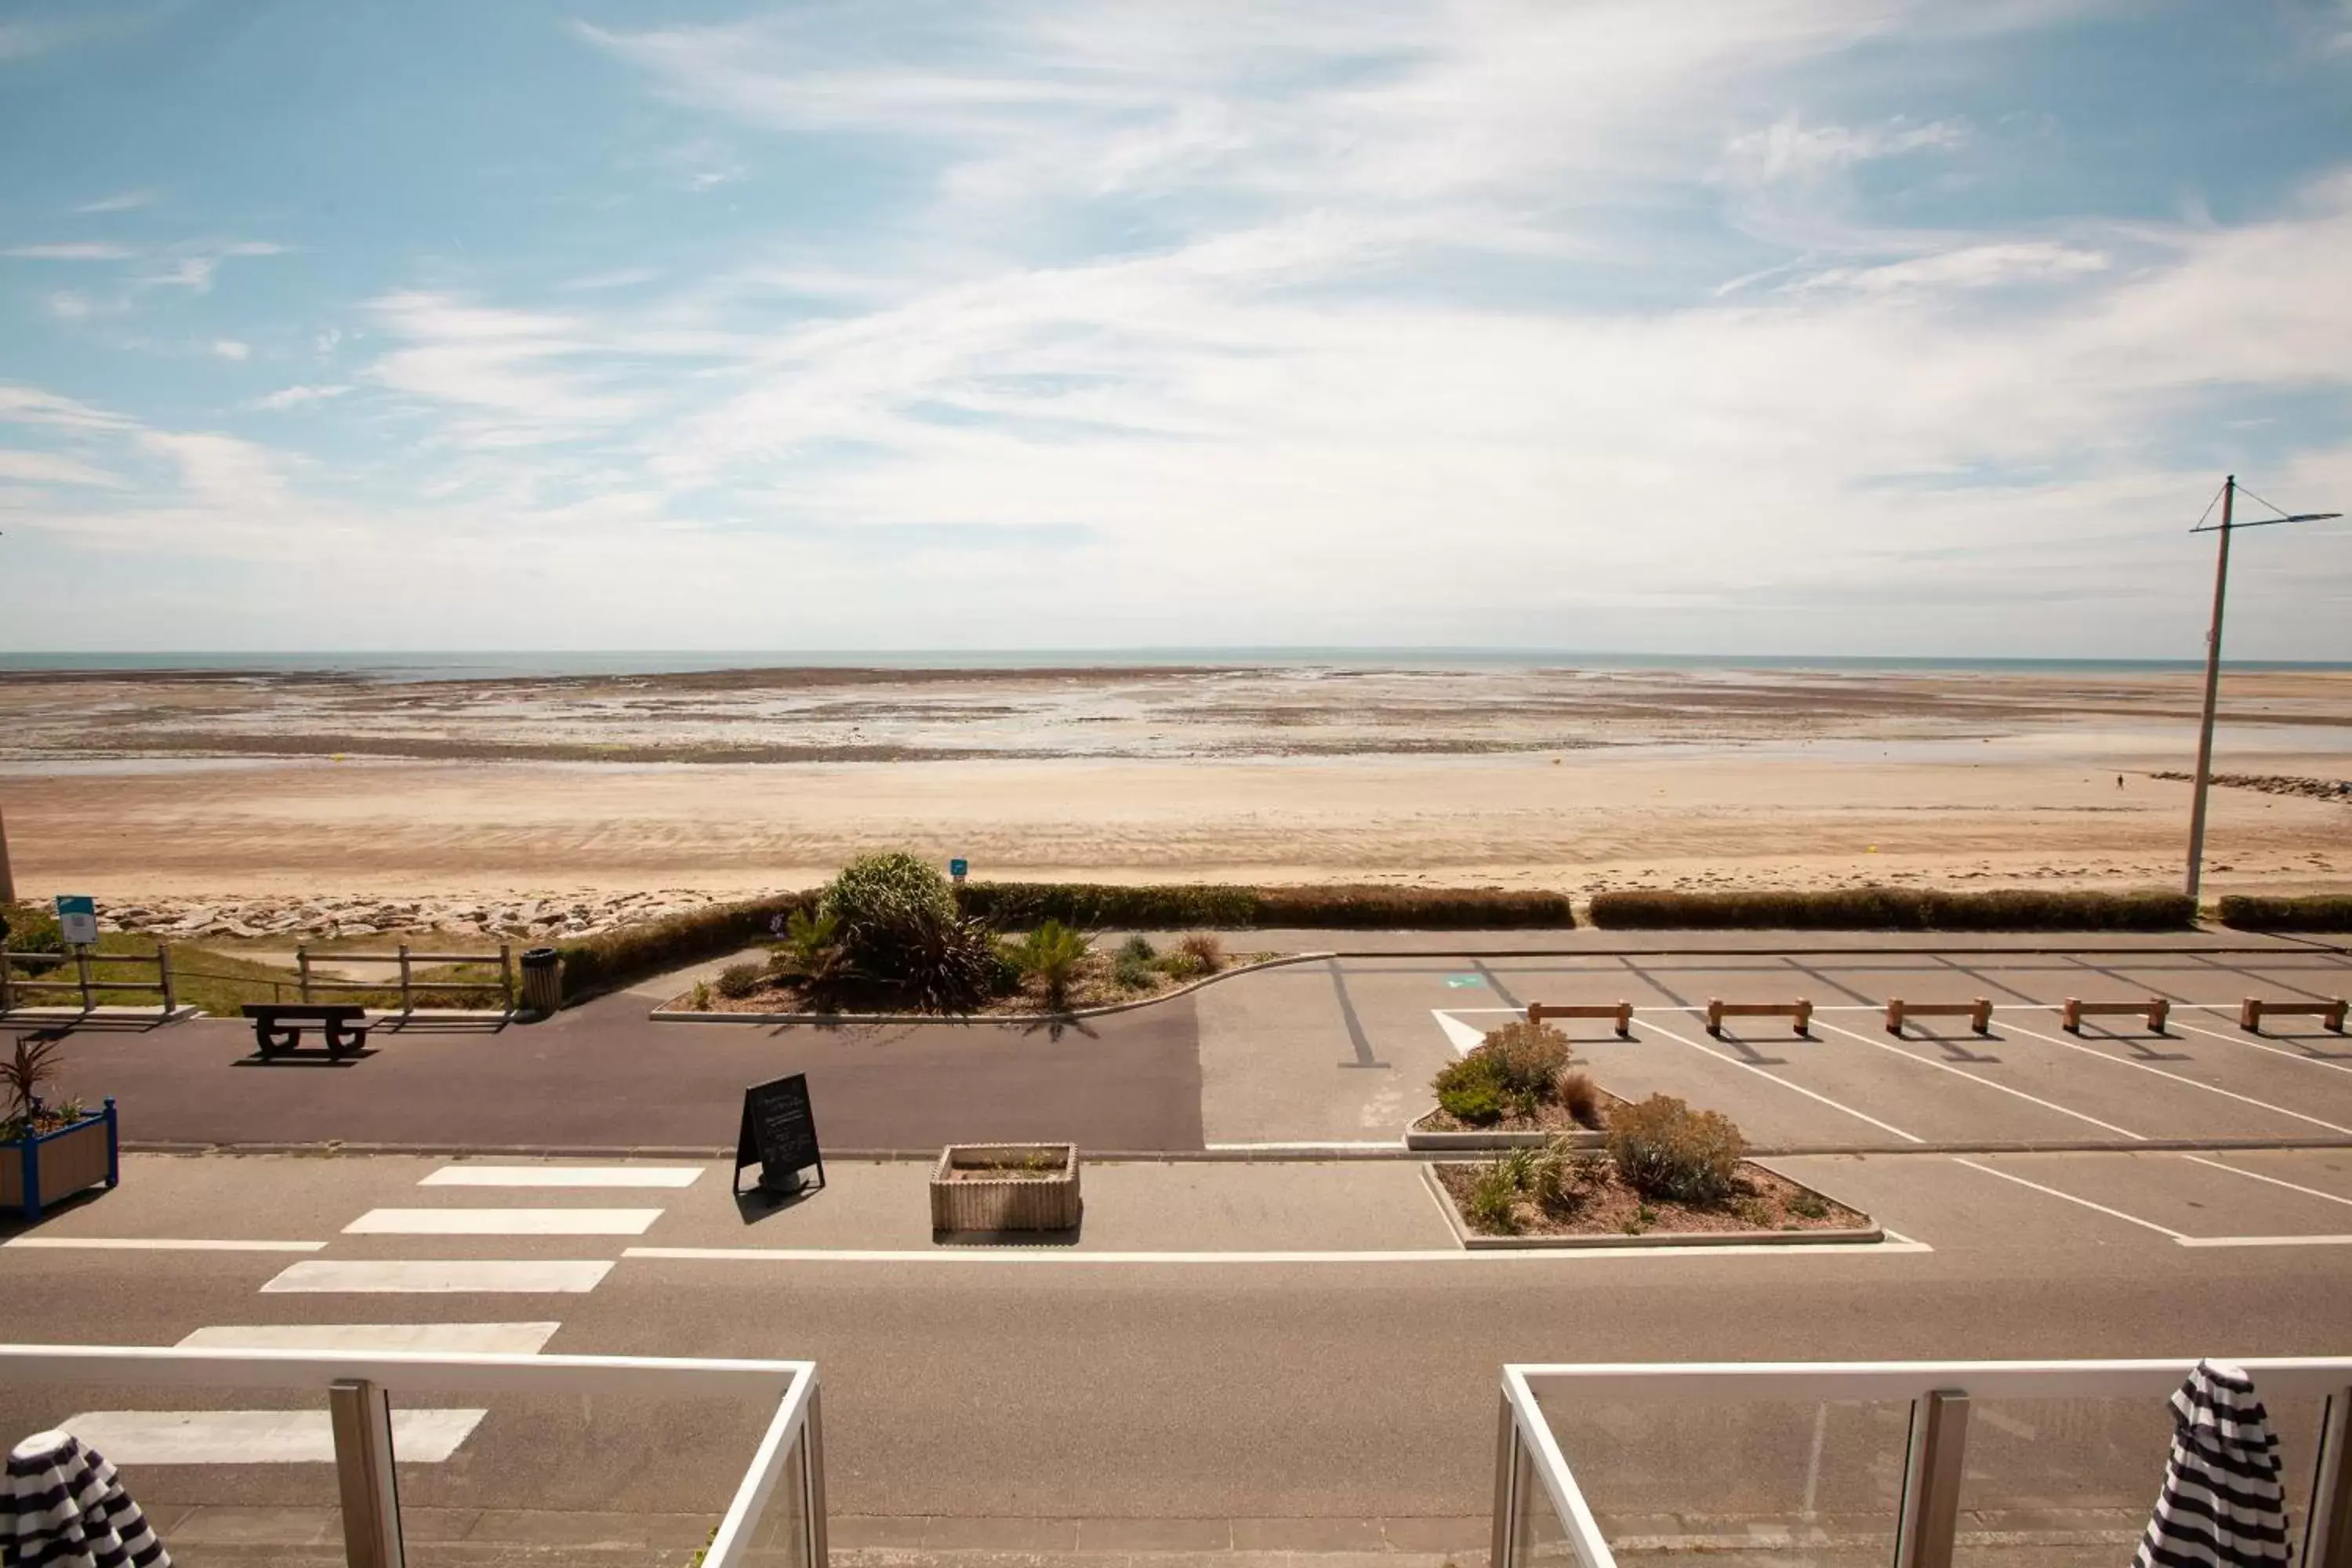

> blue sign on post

[
  {"left": 949, "top": 858, "right": 969, "bottom": 881},
  {"left": 55, "top": 895, "right": 99, "bottom": 947}
]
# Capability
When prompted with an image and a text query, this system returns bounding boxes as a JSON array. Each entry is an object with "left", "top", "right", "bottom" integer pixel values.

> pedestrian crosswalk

[{"left": 57, "top": 1160, "right": 705, "bottom": 1468}]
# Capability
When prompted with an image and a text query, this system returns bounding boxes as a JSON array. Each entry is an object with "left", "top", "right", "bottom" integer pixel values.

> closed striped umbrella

[
  {"left": 2135, "top": 1360, "right": 2293, "bottom": 1568},
  {"left": 3, "top": 1430, "right": 170, "bottom": 1568}
]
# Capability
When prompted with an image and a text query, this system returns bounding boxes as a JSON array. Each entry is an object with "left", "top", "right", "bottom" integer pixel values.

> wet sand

[{"left": 2, "top": 665, "right": 2347, "bottom": 901}]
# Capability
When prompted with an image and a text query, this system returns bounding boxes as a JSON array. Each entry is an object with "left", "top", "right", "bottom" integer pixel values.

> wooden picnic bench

[{"left": 243, "top": 1003, "right": 371, "bottom": 1059}]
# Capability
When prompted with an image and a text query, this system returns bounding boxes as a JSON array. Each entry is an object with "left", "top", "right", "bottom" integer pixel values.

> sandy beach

[{"left": 2, "top": 663, "right": 2347, "bottom": 913}]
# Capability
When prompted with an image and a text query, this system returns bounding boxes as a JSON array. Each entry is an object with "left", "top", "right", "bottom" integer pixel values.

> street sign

[
  {"left": 54, "top": 895, "right": 99, "bottom": 947},
  {"left": 734, "top": 1073, "right": 825, "bottom": 1197},
  {"left": 949, "top": 858, "right": 968, "bottom": 882}
]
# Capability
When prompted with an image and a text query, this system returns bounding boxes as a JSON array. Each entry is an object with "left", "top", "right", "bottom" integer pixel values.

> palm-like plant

[
  {"left": 1007, "top": 920, "right": 1092, "bottom": 1011},
  {"left": 2, "top": 1031, "right": 65, "bottom": 1138}
]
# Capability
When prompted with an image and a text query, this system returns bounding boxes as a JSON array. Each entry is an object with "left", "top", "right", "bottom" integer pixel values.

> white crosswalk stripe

[
  {"left": 176, "top": 1323, "right": 562, "bottom": 1354},
  {"left": 262, "top": 1258, "right": 615, "bottom": 1293},
  {"left": 343, "top": 1207, "right": 663, "bottom": 1236},
  {"left": 420, "top": 1164, "right": 703, "bottom": 1188}
]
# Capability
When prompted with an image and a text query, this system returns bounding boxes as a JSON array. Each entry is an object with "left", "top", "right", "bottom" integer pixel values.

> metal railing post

[
  {"left": 298, "top": 946, "right": 313, "bottom": 1004},
  {"left": 157, "top": 942, "right": 175, "bottom": 1014},
  {"left": 328, "top": 1377, "right": 407, "bottom": 1568},
  {"left": 802, "top": 1382, "right": 830, "bottom": 1568},
  {"left": 397, "top": 943, "right": 412, "bottom": 1014},
  {"left": 74, "top": 946, "right": 93, "bottom": 1012},
  {"left": 1491, "top": 1393, "right": 1523, "bottom": 1568},
  {"left": 1893, "top": 1391, "right": 1970, "bottom": 1568},
  {"left": 2309, "top": 1388, "right": 2352, "bottom": 1568}
]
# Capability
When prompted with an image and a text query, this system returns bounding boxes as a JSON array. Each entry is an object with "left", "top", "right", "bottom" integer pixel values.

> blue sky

[{"left": 2, "top": 0, "right": 2349, "bottom": 655}]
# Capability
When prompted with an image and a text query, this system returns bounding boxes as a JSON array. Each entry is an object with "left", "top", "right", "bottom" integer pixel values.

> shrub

[
  {"left": 1112, "top": 950, "right": 1156, "bottom": 991},
  {"left": 1467, "top": 1162, "right": 1523, "bottom": 1234},
  {"left": 688, "top": 979, "right": 713, "bottom": 1011},
  {"left": 1178, "top": 932, "right": 1226, "bottom": 972},
  {"left": 715, "top": 962, "right": 764, "bottom": 1000},
  {"left": 1433, "top": 1054, "right": 1510, "bottom": 1123},
  {"left": 775, "top": 908, "right": 840, "bottom": 972},
  {"left": 954, "top": 881, "right": 1574, "bottom": 930},
  {"left": 1117, "top": 935, "right": 1156, "bottom": 963},
  {"left": 1587, "top": 887, "right": 2194, "bottom": 931},
  {"left": 820, "top": 903, "right": 1000, "bottom": 1014},
  {"left": 2218, "top": 895, "right": 2352, "bottom": 933},
  {"left": 1007, "top": 920, "right": 1092, "bottom": 1011},
  {"left": 823, "top": 851, "right": 955, "bottom": 932},
  {"left": 1, "top": 904, "right": 64, "bottom": 954},
  {"left": 1482, "top": 1020, "right": 1570, "bottom": 1098},
  {"left": 559, "top": 892, "right": 816, "bottom": 1004},
  {"left": 1606, "top": 1094, "right": 1746, "bottom": 1206},
  {"left": 2, "top": 1031, "right": 65, "bottom": 1136},
  {"left": 1555, "top": 1069, "right": 1603, "bottom": 1129}
]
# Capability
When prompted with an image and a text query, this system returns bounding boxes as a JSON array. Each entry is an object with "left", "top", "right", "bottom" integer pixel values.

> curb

[
  {"left": 1417, "top": 1160, "right": 1884, "bottom": 1250},
  {"left": 645, "top": 950, "right": 1334, "bottom": 1025}
]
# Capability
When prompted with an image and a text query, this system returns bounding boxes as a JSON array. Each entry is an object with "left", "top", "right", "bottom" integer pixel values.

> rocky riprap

[
  {"left": 2149, "top": 771, "right": 2352, "bottom": 803},
  {"left": 86, "top": 890, "right": 773, "bottom": 943}
]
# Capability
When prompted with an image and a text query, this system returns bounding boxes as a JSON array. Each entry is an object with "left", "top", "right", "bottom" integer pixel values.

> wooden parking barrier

[
  {"left": 1705, "top": 998, "right": 1812, "bottom": 1037},
  {"left": 1526, "top": 1002, "right": 1634, "bottom": 1038},
  {"left": 1885, "top": 998, "right": 1993, "bottom": 1036},
  {"left": 2239, "top": 996, "right": 2349, "bottom": 1034},
  {"left": 2060, "top": 996, "right": 2169, "bottom": 1034}
]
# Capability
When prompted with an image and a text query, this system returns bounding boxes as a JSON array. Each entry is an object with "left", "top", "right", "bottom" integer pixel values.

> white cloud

[
  {"left": 75, "top": 190, "right": 155, "bottom": 213},
  {"left": 0, "top": 449, "right": 129, "bottom": 488},
  {"left": 362, "top": 291, "right": 650, "bottom": 437},
  {"left": 250, "top": 383, "right": 350, "bottom": 411},
  {"left": 5, "top": 242, "right": 135, "bottom": 260},
  {"left": 211, "top": 339, "right": 251, "bottom": 361},
  {"left": 138, "top": 430, "right": 289, "bottom": 509},
  {"left": 139, "top": 241, "right": 289, "bottom": 296},
  {"left": 45, "top": 291, "right": 95, "bottom": 321},
  {"left": 0, "top": 383, "right": 136, "bottom": 432},
  {"left": 1724, "top": 113, "right": 1969, "bottom": 184},
  {"left": 1791, "top": 241, "right": 2111, "bottom": 293}
]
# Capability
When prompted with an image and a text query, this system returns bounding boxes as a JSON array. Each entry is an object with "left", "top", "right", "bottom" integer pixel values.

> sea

[{"left": 1, "top": 649, "right": 2347, "bottom": 682}]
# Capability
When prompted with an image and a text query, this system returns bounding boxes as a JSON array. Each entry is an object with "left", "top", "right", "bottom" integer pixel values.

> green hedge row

[
  {"left": 556, "top": 891, "right": 816, "bottom": 1003},
  {"left": 950, "top": 881, "right": 1577, "bottom": 931},
  {"left": 2216, "top": 895, "right": 2352, "bottom": 932},
  {"left": 1587, "top": 887, "right": 2197, "bottom": 931}
]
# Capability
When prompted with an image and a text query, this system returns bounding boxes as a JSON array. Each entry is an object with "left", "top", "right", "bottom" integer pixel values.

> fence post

[
  {"left": 1893, "top": 1391, "right": 1970, "bottom": 1568},
  {"left": 1, "top": 945, "right": 13, "bottom": 1014},
  {"left": 1490, "top": 1393, "right": 1523, "bottom": 1568},
  {"left": 328, "top": 1378, "right": 408, "bottom": 1568},
  {"left": 157, "top": 942, "right": 175, "bottom": 1014},
  {"left": 2310, "top": 1388, "right": 2352, "bottom": 1568},
  {"left": 297, "top": 946, "right": 313, "bottom": 1004},
  {"left": 74, "top": 945, "right": 93, "bottom": 1012},
  {"left": 397, "top": 943, "right": 412, "bottom": 1015},
  {"left": 500, "top": 943, "right": 515, "bottom": 1013},
  {"left": 804, "top": 1382, "right": 831, "bottom": 1568}
]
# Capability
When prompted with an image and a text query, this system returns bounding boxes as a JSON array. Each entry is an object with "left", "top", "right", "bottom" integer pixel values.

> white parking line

[
  {"left": 623, "top": 1240, "right": 1933, "bottom": 1264},
  {"left": 2180, "top": 1154, "right": 2352, "bottom": 1210},
  {"left": 261, "top": 1260, "right": 614, "bottom": 1294},
  {"left": 343, "top": 1207, "right": 663, "bottom": 1236},
  {"left": 2168, "top": 1016, "right": 2352, "bottom": 1078},
  {"left": 2176, "top": 1234, "right": 2352, "bottom": 1248},
  {"left": 420, "top": 1165, "right": 704, "bottom": 1188},
  {"left": 60, "top": 1408, "right": 485, "bottom": 1465},
  {"left": 1949, "top": 1157, "right": 2187, "bottom": 1239},
  {"left": 1639, "top": 1018, "right": 1925, "bottom": 1144},
  {"left": 2, "top": 1236, "right": 325, "bottom": 1254},
  {"left": 1809, "top": 1019, "right": 2145, "bottom": 1140},
  {"left": 176, "top": 1323, "right": 563, "bottom": 1354},
  {"left": 1998, "top": 1019, "right": 2352, "bottom": 1136}
]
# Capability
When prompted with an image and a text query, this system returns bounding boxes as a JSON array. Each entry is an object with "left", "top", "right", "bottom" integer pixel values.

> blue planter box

[{"left": 2, "top": 1099, "right": 118, "bottom": 1222}]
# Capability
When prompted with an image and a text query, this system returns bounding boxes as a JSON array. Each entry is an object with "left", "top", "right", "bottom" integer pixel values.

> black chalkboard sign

[{"left": 734, "top": 1073, "right": 826, "bottom": 1196}]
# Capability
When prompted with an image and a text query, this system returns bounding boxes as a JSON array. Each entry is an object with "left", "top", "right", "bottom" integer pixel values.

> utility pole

[{"left": 2182, "top": 475, "right": 2342, "bottom": 900}]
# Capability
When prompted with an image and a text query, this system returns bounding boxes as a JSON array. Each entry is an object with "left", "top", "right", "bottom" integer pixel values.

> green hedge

[
  {"left": 953, "top": 881, "right": 1575, "bottom": 931},
  {"left": 556, "top": 891, "right": 816, "bottom": 1003},
  {"left": 1587, "top": 887, "right": 2196, "bottom": 931},
  {"left": 2217, "top": 895, "right": 2352, "bottom": 933}
]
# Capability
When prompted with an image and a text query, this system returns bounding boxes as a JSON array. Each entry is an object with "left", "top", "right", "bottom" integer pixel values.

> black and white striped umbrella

[
  {"left": 2135, "top": 1359, "right": 2293, "bottom": 1568},
  {"left": 3, "top": 1429, "right": 171, "bottom": 1568}
]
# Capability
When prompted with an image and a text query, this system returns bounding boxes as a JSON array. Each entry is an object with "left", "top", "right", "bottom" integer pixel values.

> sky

[{"left": 2, "top": 0, "right": 2350, "bottom": 656}]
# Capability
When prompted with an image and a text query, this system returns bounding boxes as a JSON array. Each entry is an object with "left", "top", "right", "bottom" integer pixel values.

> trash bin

[{"left": 519, "top": 946, "right": 562, "bottom": 1017}]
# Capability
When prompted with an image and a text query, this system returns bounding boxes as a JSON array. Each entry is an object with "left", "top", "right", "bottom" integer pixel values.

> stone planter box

[
  {"left": 1405, "top": 1106, "right": 1606, "bottom": 1152},
  {"left": 2, "top": 1100, "right": 118, "bottom": 1222},
  {"left": 930, "top": 1144, "right": 1081, "bottom": 1233}
]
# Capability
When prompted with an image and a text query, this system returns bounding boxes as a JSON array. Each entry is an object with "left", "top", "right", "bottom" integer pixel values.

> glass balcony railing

[{"left": 1494, "top": 1359, "right": 2352, "bottom": 1568}]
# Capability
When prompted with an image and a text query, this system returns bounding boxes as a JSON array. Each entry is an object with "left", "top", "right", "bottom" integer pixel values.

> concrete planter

[
  {"left": 1405, "top": 1106, "right": 1606, "bottom": 1152},
  {"left": 930, "top": 1144, "right": 1081, "bottom": 1233},
  {"left": 1420, "top": 1161, "right": 1883, "bottom": 1250},
  {"left": 2, "top": 1100, "right": 118, "bottom": 1222}
]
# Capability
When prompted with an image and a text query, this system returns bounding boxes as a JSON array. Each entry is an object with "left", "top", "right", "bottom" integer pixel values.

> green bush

[
  {"left": 774, "top": 908, "right": 840, "bottom": 972},
  {"left": 1483, "top": 1019, "right": 1570, "bottom": 1097},
  {"left": 1112, "top": 951, "right": 1156, "bottom": 991},
  {"left": 1116, "top": 934, "right": 1156, "bottom": 964},
  {"left": 954, "top": 881, "right": 1573, "bottom": 930},
  {"left": 558, "top": 892, "right": 816, "bottom": 1004},
  {"left": 1606, "top": 1094, "right": 1746, "bottom": 1206},
  {"left": 1467, "top": 1161, "right": 1523, "bottom": 1234},
  {"left": 1588, "top": 887, "right": 2194, "bottom": 931},
  {"left": 823, "top": 851, "right": 955, "bottom": 931},
  {"left": 2217, "top": 895, "right": 2352, "bottom": 932},
  {"left": 1433, "top": 1054, "right": 1511, "bottom": 1123},
  {"left": 714, "top": 962, "right": 764, "bottom": 1000},
  {"left": 1007, "top": 920, "right": 1092, "bottom": 1011},
  {"left": 1, "top": 903, "right": 63, "bottom": 954}
]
